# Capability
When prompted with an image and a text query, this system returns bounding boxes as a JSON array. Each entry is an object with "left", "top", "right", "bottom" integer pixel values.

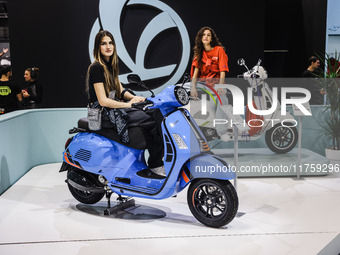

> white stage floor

[{"left": 1, "top": 163, "right": 340, "bottom": 255}]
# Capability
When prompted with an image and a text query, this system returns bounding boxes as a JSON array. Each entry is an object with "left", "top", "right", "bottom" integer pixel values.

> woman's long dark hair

[
  {"left": 86, "top": 30, "right": 121, "bottom": 99},
  {"left": 193, "top": 26, "right": 225, "bottom": 69}
]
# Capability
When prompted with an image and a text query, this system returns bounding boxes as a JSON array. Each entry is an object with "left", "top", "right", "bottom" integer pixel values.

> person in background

[
  {"left": 22, "top": 67, "right": 43, "bottom": 109},
  {"left": 190, "top": 26, "right": 229, "bottom": 98},
  {"left": 301, "top": 56, "right": 325, "bottom": 104},
  {"left": 327, "top": 57, "right": 340, "bottom": 77},
  {"left": 301, "top": 56, "right": 321, "bottom": 77},
  {"left": 190, "top": 26, "right": 230, "bottom": 140},
  {"left": 0, "top": 48, "right": 9, "bottom": 58},
  {"left": 0, "top": 65, "right": 22, "bottom": 114}
]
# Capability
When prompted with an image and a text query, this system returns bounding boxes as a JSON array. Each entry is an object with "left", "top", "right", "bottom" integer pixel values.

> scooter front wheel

[
  {"left": 265, "top": 124, "right": 298, "bottom": 154},
  {"left": 187, "top": 179, "right": 238, "bottom": 228}
]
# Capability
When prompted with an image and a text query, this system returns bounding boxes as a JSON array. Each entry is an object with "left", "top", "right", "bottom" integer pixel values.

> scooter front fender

[{"left": 187, "top": 154, "right": 236, "bottom": 181}]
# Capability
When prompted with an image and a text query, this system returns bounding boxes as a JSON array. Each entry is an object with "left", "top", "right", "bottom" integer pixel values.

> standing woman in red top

[{"left": 190, "top": 26, "right": 229, "bottom": 98}]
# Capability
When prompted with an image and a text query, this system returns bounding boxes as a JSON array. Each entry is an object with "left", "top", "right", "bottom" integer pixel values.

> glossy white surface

[{"left": 0, "top": 163, "right": 339, "bottom": 255}]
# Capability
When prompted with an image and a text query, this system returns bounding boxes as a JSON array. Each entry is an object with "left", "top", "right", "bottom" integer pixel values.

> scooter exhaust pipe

[
  {"left": 66, "top": 179, "right": 105, "bottom": 193},
  {"left": 66, "top": 169, "right": 105, "bottom": 193}
]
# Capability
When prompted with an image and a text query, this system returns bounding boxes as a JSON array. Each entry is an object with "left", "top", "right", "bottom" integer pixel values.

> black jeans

[
  {"left": 102, "top": 107, "right": 164, "bottom": 169},
  {"left": 145, "top": 109, "right": 164, "bottom": 168}
]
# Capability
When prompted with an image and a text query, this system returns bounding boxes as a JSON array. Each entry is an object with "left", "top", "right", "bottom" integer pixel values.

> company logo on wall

[{"left": 89, "top": 0, "right": 190, "bottom": 94}]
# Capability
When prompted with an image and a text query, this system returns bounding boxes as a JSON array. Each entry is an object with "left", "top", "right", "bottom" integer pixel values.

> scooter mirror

[
  {"left": 127, "top": 74, "right": 155, "bottom": 97},
  {"left": 237, "top": 58, "right": 245, "bottom": 66},
  {"left": 127, "top": 74, "right": 142, "bottom": 84},
  {"left": 181, "top": 73, "right": 191, "bottom": 87}
]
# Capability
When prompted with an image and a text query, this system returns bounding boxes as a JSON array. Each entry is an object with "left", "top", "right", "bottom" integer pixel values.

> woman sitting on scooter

[
  {"left": 190, "top": 26, "right": 229, "bottom": 99},
  {"left": 85, "top": 30, "right": 165, "bottom": 176}
]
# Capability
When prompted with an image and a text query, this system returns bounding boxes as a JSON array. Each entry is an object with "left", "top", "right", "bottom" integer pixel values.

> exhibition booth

[
  {"left": 0, "top": 105, "right": 333, "bottom": 195},
  {"left": 1, "top": 0, "right": 340, "bottom": 254},
  {"left": 0, "top": 106, "right": 340, "bottom": 255}
]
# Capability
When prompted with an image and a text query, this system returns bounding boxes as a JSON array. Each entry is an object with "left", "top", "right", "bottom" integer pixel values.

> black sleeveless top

[{"left": 88, "top": 61, "right": 113, "bottom": 103}]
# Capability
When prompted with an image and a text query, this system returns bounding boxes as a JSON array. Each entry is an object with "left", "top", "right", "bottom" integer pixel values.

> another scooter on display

[
  {"left": 191, "top": 59, "right": 298, "bottom": 154},
  {"left": 60, "top": 74, "right": 238, "bottom": 228}
]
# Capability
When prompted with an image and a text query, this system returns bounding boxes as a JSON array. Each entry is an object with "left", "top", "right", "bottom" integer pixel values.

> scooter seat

[{"left": 77, "top": 118, "right": 149, "bottom": 150}]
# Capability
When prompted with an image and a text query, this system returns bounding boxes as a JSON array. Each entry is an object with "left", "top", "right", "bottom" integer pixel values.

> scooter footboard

[{"left": 187, "top": 155, "right": 236, "bottom": 180}]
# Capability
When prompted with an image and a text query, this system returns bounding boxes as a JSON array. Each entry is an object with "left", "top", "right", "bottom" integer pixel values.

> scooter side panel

[{"left": 63, "top": 132, "right": 148, "bottom": 181}]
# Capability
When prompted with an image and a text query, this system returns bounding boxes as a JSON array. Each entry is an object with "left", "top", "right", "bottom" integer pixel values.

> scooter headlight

[{"left": 174, "top": 86, "right": 189, "bottom": 105}]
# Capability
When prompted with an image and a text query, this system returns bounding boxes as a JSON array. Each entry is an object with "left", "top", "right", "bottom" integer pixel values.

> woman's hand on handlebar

[
  {"left": 128, "top": 96, "right": 145, "bottom": 107},
  {"left": 133, "top": 96, "right": 145, "bottom": 102},
  {"left": 131, "top": 100, "right": 153, "bottom": 110}
]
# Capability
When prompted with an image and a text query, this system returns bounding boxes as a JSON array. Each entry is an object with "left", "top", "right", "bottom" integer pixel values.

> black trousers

[
  {"left": 145, "top": 109, "right": 164, "bottom": 168},
  {"left": 102, "top": 107, "right": 164, "bottom": 169}
]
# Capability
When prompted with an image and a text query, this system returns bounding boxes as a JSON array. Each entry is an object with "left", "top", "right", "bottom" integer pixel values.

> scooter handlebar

[
  {"left": 131, "top": 100, "right": 153, "bottom": 110},
  {"left": 239, "top": 73, "right": 260, "bottom": 79}
]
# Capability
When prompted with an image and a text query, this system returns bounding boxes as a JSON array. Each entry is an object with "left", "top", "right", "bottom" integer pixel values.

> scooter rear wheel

[
  {"left": 187, "top": 179, "right": 238, "bottom": 228},
  {"left": 68, "top": 183, "right": 105, "bottom": 204}
]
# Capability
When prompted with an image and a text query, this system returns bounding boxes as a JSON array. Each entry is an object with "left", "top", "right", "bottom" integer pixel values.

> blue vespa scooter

[{"left": 60, "top": 74, "right": 238, "bottom": 228}]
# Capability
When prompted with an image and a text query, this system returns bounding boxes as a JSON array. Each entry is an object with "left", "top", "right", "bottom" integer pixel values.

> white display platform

[
  {"left": 212, "top": 148, "right": 330, "bottom": 177},
  {"left": 1, "top": 163, "right": 340, "bottom": 255}
]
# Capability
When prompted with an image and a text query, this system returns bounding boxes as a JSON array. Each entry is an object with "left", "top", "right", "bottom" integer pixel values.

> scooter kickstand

[
  {"left": 104, "top": 194, "right": 135, "bottom": 216},
  {"left": 105, "top": 190, "right": 112, "bottom": 209}
]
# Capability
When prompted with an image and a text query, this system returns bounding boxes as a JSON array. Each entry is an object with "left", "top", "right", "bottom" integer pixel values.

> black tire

[
  {"left": 67, "top": 169, "right": 105, "bottom": 204},
  {"left": 265, "top": 123, "right": 298, "bottom": 154},
  {"left": 187, "top": 179, "right": 238, "bottom": 228},
  {"left": 68, "top": 183, "right": 105, "bottom": 204}
]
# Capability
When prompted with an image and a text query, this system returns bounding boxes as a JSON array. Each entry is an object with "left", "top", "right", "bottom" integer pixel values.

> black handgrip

[
  {"left": 131, "top": 100, "right": 153, "bottom": 110},
  {"left": 131, "top": 102, "right": 147, "bottom": 109}
]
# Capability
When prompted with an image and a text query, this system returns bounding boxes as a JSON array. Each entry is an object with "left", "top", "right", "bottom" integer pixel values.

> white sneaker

[{"left": 150, "top": 166, "right": 166, "bottom": 176}]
